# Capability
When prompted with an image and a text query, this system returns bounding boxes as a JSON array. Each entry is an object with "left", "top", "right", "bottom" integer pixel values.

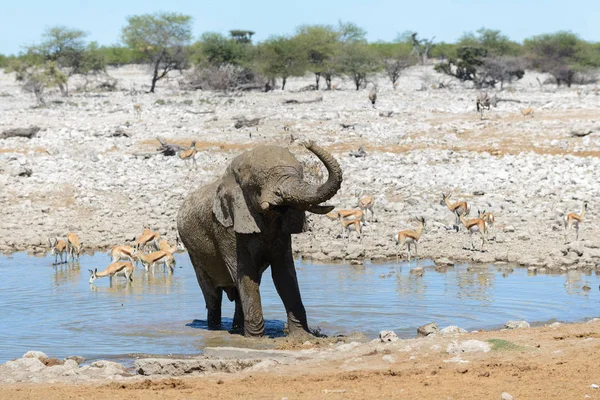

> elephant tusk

[{"left": 260, "top": 201, "right": 270, "bottom": 211}]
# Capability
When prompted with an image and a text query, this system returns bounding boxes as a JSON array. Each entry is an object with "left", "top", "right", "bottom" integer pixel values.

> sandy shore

[
  {"left": 1, "top": 65, "right": 600, "bottom": 271},
  {"left": 1, "top": 319, "right": 600, "bottom": 399}
]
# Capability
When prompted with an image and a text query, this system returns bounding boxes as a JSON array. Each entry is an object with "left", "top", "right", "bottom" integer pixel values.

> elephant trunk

[{"left": 279, "top": 141, "right": 343, "bottom": 209}]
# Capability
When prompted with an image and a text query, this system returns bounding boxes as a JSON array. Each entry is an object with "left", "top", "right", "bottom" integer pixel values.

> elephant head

[{"left": 212, "top": 141, "right": 343, "bottom": 234}]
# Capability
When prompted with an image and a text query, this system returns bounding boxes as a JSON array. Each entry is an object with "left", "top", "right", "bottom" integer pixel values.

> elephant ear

[
  {"left": 280, "top": 208, "right": 306, "bottom": 234},
  {"left": 212, "top": 173, "right": 263, "bottom": 234}
]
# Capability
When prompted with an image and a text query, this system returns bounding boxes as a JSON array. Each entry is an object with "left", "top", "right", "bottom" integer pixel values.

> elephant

[{"left": 177, "top": 141, "right": 343, "bottom": 337}]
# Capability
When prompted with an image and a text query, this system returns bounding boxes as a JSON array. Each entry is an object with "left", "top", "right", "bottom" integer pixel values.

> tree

[
  {"left": 338, "top": 41, "right": 381, "bottom": 90},
  {"left": 436, "top": 28, "right": 526, "bottom": 89},
  {"left": 195, "top": 32, "right": 249, "bottom": 66},
  {"left": 525, "top": 31, "right": 584, "bottom": 87},
  {"left": 408, "top": 32, "right": 436, "bottom": 64},
  {"left": 256, "top": 36, "right": 306, "bottom": 90},
  {"left": 294, "top": 25, "right": 340, "bottom": 90},
  {"left": 372, "top": 41, "right": 417, "bottom": 88},
  {"left": 458, "top": 28, "right": 520, "bottom": 57},
  {"left": 229, "top": 30, "right": 255, "bottom": 44},
  {"left": 121, "top": 12, "right": 192, "bottom": 92},
  {"left": 6, "top": 60, "right": 67, "bottom": 105},
  {"left": 25, "top": 26, "right": 106, "bottom": 95}
]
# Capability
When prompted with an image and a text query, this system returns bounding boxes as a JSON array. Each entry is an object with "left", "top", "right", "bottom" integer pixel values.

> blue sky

[{"left": 1, "top": 0, "right": 598, "bottom": 55}]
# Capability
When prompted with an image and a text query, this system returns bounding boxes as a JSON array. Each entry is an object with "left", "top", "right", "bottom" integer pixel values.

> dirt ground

[{"left": 2, "top": 320, "right": 599, "bottom": 399}]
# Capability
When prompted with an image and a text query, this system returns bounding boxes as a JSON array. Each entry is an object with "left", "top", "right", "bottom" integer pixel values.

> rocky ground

[
  {"left": 1, "top": 319, "right": 600, "bottom": 399},
  {"left": 1, "top": 65, "right": 600, "bottom": 270}
]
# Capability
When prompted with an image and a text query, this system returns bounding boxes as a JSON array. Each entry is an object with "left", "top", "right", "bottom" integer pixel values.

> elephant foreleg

[{"left": 271, "top": 245, "right": 310, "bottom": 337}]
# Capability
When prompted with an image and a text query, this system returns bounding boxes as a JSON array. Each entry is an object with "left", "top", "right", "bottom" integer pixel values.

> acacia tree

[
  {"left": 294, "top": 25, "right": 340, "bottom": 90},
  {"left": 121, "top": 12, "right": 192, "bottom": 92},
  {"left": 525, "top": 31, "right": 581, "bottom": 87},
  {"left": 372, "top": 42, "right": 417, "bottom": 88},
  {"left": 26, "top": 26, "right": 105, "bottom": 95},
  {"left": 257, "top": 36, "right": 306, "bottom": 90}
]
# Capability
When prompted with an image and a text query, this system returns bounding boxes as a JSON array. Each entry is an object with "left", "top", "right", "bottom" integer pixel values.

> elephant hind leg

[
  {"left": 232, "top": 296, "right": 244, "bottom": 334},
  {"left": 192, "top": 262, "right": 224, "bottom": 330}
]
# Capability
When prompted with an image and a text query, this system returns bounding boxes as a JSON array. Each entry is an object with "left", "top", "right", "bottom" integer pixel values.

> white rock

[
  {"left": 379, "top": 330, "right": 399, "bottom": 343},
  {"left": 382, "top": 355, "right": 396, "bottom": 364},
  {"left": 505, "top": 320, "right": 530, "bottom": 329},
  {"left": 500, "top": 392, "right": 514, "bottom": 400},
  {"left": 446, "top": 340, "right": 492, "bottom": 355},
  {"left": 22, "top": 350, "right": 48, "bottom": 361},
  {"left": 591, "top": 383, "right": 599, "bottom": 389},
  {"left": 439, "top": 326, "right": 468, "bottom": 336}
]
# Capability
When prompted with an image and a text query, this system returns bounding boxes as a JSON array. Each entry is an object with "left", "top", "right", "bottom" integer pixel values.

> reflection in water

[
  {"left": 453, "top": 264, "right": 496, "bottom": 302},
  {"left": 0, "top": 252, "right": 599, "bottom": 363},
  {"left": 52, "top": 262, "right": 81, "bottom": 287}
]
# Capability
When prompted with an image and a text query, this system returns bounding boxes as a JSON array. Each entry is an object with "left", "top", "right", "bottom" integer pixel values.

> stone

[
  {"left": 379, "top": 330, "right": 399, "bottom": 343},
  {"left": 135, "top": 357, "right": 260, "bottom": 376},
  {"left": 500, "top": 392, "right": 514, "bottom": 400},
  {"left": 417, "top": 322, "right": 439, "bottom": 337},
  {"left": 382, "top": 355, "right": 396, "bottom": 363},
  {"left": 505, "top": 320, "right": 530, "bottom": 329},
  {"left": 439, "top": 326, "right": 468, "bottom": 336},
  {"left": 90, "top": 360, "right": 129, "bottom": 375},
  {"left": 6, "top": 357, "right": 46, "bottom": 372},
  {"left": 203, "top": 347, "right": 300, "bottom": 361},
  {"left": 446, "top": 340, "right": 492, "bottom": 355},
  {"left": 65, "top": 355, "right": 85, "bottom": 365},
  {"left": 503, "top": 225, "right": 515, "bottom": 233},
  {"left": 22, "top": 350, "right": 49, "bottom": 362},
  {"left": 435, "top": 257, "right": 453, "bottom": 266}
]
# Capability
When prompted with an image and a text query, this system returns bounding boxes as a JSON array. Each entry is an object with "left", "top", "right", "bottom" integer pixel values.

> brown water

[{"left": 0, "top": 252, "right": 598, "bottom": 363}]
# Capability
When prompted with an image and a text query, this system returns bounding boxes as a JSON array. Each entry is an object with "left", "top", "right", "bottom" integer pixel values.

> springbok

[
  {"left": 340, "top": 219, "right": 362, "bottom": 242},
  {"left": 520, "top": 107, "right": 534, "bottom": 118},
  {"left": 66, "top": 232, "right": 82, "bottom": 262},
  {"left": 440, "top": 192, "right": 471, "bottom": 231},
  {"left": 133, "top": 103, "right": 142, "bottom": 120},
  {"left": 395, "top": 217, "right": 425, "bottom": 262},
  {"left": 48, "top": 237, "right": 67, "bottom": 264},
  {"left": 179, "top": 141, "right": 198, "bottom": 168},
  {"left": 135, "top": 227, "right": 160, "bottom": 252},
  {"left": 109, "top": 245, "right": 136, "bottom": 264},
  {"left": 564, "top": 202, "right": 587, "bottom": 243},
  {"left": 358, "top": 195, "right": 375, "bottom": 223},
  {"left": 134, "top": 250, "right": 175, "bottom": 272},
  {"left": 158, "top": 238, "right": 184, "bottom": 255},
  {"left": 89, "top": 262, "right": 134, "bottom": 284},
  {"left": 459, "top": 213, "right": 488, "bottom": 251},
  {"left": 478, "top": 210, "right": 496, "bottom": 239}
]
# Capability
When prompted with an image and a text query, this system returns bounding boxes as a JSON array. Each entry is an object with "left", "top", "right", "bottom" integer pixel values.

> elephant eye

[{"left": 275, "top": 189, "right": 282, "bottom": 196}]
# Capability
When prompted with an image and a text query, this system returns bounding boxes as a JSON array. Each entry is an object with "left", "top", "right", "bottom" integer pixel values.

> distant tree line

[{"left": 1, "top": 12, "right": 599, "bottom": 100}]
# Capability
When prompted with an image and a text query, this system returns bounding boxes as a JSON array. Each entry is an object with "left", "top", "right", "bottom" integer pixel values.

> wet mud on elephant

[{"left": 177, "top": 141, "right": 343, "bottom": 337}]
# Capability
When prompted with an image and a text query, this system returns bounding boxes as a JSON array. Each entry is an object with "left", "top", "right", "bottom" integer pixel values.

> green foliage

[
  {"left": 121, "top": 12, "right": 193, "bottom": 92},
  {"left": 229, "top": 30, "right": 255, "bottom": 44},
  {"left": 5, "top": 60, "right": 67, "bottom": 104},
  {"left": 458, "top": 28, "right": 521, "bottom": 57},
  {"left": 256, "top": 35, "right": 306, "bottom": 89},
  {"left": 523, "top": 31, "right": 597, "bottom": 86},
  {"left": 98, "top": 45, "right": 143, "bottom": 66},
  {"left": 194, "top": 32, "right": 250, "bottom": 66},
  {"left": 338, "top": 41, "right": 381, "bottom": 90},
  {"left": 435, "top": 46, "right": 487, "bottom": 82},
  {"left": 371, "top": 41, "right": 417, "bottom": 87},
  {"left": 294, "top": 24, "right": 341, "bottom": 89},
  {"left": 430, "top": 42, "right": 457, "bottom": 60},
  {"left": 486, "top": 339, "right": 528, "bottom": 351}
]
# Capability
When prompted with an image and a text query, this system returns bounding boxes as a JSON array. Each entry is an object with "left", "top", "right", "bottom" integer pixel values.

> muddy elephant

[{"left": 177, "top": 141, "right": 343, "bottom": 337}]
